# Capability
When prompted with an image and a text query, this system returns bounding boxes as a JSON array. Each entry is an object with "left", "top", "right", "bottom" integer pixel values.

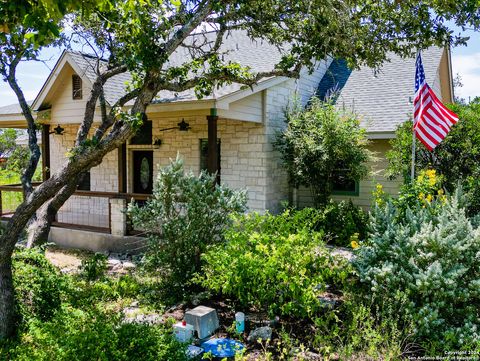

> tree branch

[
  {"left": 5, "top": 54, "right": 41, "bottom": 197},
  {"left": 75, "top": 64, "right": 128, "bottom": 146}
]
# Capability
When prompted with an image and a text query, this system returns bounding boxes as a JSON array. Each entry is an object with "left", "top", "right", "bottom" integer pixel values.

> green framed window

[{"left": 331, "top": 170, "right": 359, "bottom": 196}]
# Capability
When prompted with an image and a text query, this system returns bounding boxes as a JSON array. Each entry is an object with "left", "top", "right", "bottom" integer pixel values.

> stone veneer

[{"left": 47, "top": 63, "right": 329, "bottom": 229}]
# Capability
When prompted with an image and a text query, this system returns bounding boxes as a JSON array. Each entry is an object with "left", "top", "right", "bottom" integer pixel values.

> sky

[{"left": 0, "top": 28, "right": 480, "bottom": 108}]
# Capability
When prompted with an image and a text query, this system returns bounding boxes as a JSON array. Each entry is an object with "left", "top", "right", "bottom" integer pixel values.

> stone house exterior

[{"left": 0, "top": 33, "right": 454, "bottom": 252}]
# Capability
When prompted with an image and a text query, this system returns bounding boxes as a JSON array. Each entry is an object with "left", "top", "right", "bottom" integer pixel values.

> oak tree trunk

[
  {"left": 0, "top": 256, "right": 15, "bottom": 339},
  {"left": 26, "top": 177, "right": 81, "bottom": 248}
]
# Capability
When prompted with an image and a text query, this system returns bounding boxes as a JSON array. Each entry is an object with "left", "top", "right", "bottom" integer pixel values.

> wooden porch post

[
  {"left": 41, "top": 124, "right": 50, "bottom": 181},
  {"left": 118, "top": 143, "right": 127, "bottom": 193},
  {"left": 207, "top": 109, "right": 219, "bottom": 184}
]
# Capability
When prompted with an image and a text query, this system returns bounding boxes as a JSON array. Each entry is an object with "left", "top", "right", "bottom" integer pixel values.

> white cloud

[
  {"left": 452, "top": 52, "right": 480, "bottom": 101},
  {"left": 0, "top": 88, "right": 38, "bottom": 107}
]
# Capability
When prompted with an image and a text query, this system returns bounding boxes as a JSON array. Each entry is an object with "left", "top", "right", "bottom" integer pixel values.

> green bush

[
  {"left": 311, "top": 298, "right": 410, "bottom": 360},
  {"left": 13, "top": 248, "right": 64, "bottom": 322},
  {"left": 79, "top": 253, "right": 108, "bottom": 281},
  {"left": 128, "top": 157, "right": 247, "bottom": 301},
  {"left": 3, "top": 309, "right": 188, "bottom": 361},
  {"left": 355, "top": 190, "right": 480, "bottom": 349},
  {"left": 274, "top": 98, "right": 372, "bottom": 207},
  {"left": 197, "top": 210, "right": 352, "bottom": 318},
  {"left": 320, "top": 200, "right": 368, "bottom": 247}
]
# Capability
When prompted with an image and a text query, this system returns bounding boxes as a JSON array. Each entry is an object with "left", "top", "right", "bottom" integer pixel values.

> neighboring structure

[{"left": 0, "top": 32, "right": 454, "bottom": 251}]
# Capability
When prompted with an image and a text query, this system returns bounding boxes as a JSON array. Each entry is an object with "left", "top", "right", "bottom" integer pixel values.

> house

[{"left": 0, "top": 31, "right": 454, "bottom": 252}]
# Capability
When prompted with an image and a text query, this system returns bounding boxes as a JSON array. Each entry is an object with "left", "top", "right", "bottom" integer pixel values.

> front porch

[{"left": 0, "top": 183, "right": 148, "bottom": 252}]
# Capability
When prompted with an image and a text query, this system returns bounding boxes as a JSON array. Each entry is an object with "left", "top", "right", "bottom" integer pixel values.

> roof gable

[{"left": 316, "top": 47, "right": 448, "bottom": 134}]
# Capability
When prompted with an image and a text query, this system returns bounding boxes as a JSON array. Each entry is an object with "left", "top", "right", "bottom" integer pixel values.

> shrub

[
  {"left": 79, "top": 253, "right": 108, "bottom": 281},
  {"left": 3, "top": 309, "right": 188, "bottom": 361},
  {"left": 355, "top": 189, "right": 480, "bottom": 349},
  {"left": 386, "top": 99, "right": 480, "bottom": 216},
  {"left": 320, "top": 200, "right": 368, "bottom": 247},
  {"left": 128, "top": 157, "right": 247, "bottom": 301},
  {"left": 311, "top": 298, "right": 411, "bottom": 360},
  {"left": 274, "top": 98, "right": 372, "bottom": 207},
  {"left": 197, "top": 210, "right": 353, "bottom": 318},
  {"left": 13, "top": 248, "right": 63, "bottom": 322}
]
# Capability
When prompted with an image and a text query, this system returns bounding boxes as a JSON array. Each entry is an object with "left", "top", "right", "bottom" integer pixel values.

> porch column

[
  {"left": 118, "top": 143, "right": 127, "bottom": 193},
  {"left": 41, "top": 124, "right": 50, "bottom": 181},
  {"left": 207, "top": 109, "right": 219, "bottom": 184},
  {"left": 110, "top": 198, "right": 127, "bottom": 236}
]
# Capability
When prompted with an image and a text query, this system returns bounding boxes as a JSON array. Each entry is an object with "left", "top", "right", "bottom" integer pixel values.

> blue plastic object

[{"left": 201, "top": 338, "right": 245, "bottom": 358}]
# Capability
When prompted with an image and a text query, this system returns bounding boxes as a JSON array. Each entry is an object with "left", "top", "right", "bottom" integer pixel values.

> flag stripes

[{"left": 413, "top": 53, "right": 458, "bottom": 151}]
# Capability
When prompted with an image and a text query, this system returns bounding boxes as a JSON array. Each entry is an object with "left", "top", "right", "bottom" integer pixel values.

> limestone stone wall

[
  {"left": 263, "top": 61, "right": 331, "bottom": 211},
  {"left": 143, "top": 114, "right": 268, "bottom": 211},
  {"left": 49, "top": 124, "right": 117, "bottom": 228}
]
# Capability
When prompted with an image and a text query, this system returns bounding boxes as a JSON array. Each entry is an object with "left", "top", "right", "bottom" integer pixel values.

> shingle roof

[
  {"left": 69, "top": 30, "right": 288, "bottom": 105},
  {"left": 0, "top": 101, "right": 32, "bottom": 115},
  {"left": 318, "top": 47, "right": 445, "bottom": 133}
]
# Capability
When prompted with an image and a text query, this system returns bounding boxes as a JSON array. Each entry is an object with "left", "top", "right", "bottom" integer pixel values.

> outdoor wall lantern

[
  {"left": 49, "top": 124, "right": 65, "bottom": 135},
  {"left": 153, "top": 138, "right": 162, "bottom": 148}
]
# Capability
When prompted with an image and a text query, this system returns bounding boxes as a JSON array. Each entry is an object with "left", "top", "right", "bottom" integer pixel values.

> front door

[{"left": 133, "top": 151, "right": 153, "bottom": 194}]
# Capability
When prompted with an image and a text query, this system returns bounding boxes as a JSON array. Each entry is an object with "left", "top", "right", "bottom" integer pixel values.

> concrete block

[{"left": 184, "top": 306, "right": 219, "bottom": 339}]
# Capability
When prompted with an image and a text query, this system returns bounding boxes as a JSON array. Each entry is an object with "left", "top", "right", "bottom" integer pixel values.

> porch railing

[{"left": 0, "top": 183, "right": 149, "bottom": 235}]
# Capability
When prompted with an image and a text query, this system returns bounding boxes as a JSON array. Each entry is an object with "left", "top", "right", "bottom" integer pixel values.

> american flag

[{"left": 413, "top": 53, "right": 458, "bottom": 151}]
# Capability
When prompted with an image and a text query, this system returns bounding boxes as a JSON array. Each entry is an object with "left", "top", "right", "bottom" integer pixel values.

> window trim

[
  {"left": 77, "top": 171, "right": 91, "bottom": 191},
  {"left": 331, "top": 169, "right": 360, "bottom": 196},
  {"left": 72, "top": 74, "right": 83, "bottom": 100},
  {"left": 331, "top": 180, "right": 360, "bottom": 196}
]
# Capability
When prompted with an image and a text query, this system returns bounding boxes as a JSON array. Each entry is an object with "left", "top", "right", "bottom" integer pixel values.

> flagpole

[
  {"left": 411, "top": 126, "right": 416, "bottom": 182},
  {"left": 411, "top": 49, "right": 420, "bottom": 183}
]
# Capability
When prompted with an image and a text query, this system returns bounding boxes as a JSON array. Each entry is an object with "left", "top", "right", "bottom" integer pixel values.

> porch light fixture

[
  {"left": 49, "top": 125, "right": 65, "bottom": 135},
  {"left": 153, "top": 138, "right": 162, "bottom": 148},
  {"left": 178, "top": 119, "right": 190, "bottom": 131}
]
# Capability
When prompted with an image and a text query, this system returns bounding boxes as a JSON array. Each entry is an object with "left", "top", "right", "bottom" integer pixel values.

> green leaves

[
  {"left": 386, "top": 99, "right": 480, "bottom": 215},
  {"left": 356, "top": 188, "right": 480, "bottom": 349},
  {"left": 197, "top": 209, "right": 353, "bottom": 319},
  {"left": 127, "top": 157, "right": 247, "bottom": 301},
  {"left": 275, "top": 98, "right": 372, "bottom": 207}
]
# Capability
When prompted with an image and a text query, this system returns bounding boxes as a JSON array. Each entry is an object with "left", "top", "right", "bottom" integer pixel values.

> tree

[
  {"left": 386, "top": 99, "right": 480, "bottom": 214},
  {"left": 0, "top": 129, "right": 34, "bottom": 175},
  {"left": 275, "top": 99, "right": 371, "bottom": 206},
  {"left": 0, "top": 0, "right": 479, "bottom": 340}
]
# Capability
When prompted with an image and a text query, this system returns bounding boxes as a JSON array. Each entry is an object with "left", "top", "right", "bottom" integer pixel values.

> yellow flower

[
  {"left": 351, "top": 240, "right": 359, "bottom": 249},
  {"left": 437, "top": 189, "right": 444, "bottom": 195},
  {"left": 426, "top": 194, "right": 433, "bottom": 203},
  {"left": 418, "top": 192, "right": 425, "bottom": 200},
  {"left": 426, "top": 169, "right": 436, "bottom": 178}
]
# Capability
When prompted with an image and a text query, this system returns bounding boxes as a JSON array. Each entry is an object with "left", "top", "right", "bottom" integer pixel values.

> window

[
  {"left": 331, "top": 170, "right": 359, "bottom": 196},
  {"left": 130, "top": 119, "right": 152, "bottom": 145},
  {"left": 200, "top": 139, "right": 221, "bottom": 179},
  {"left": 72, "top": 74, "right": 83, "bottom": 100},
  {"left": 77, "top": 172, "right": 91, "bottom": 191}
]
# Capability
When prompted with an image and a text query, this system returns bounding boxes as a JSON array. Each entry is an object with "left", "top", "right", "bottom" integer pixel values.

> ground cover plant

[
  {"left": 197, "top": 209, "right": 353, "bottom": 319},
  {"left": 1, "top": 247, "right": 189, "bottom": 361}
]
